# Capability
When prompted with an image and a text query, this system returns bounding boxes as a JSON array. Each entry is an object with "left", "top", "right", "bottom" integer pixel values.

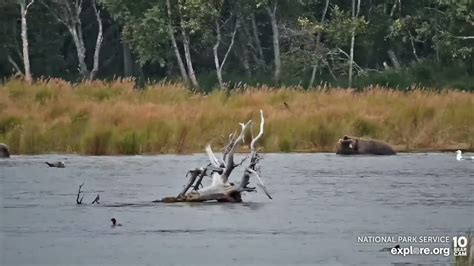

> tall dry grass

[{"left": 0, "top": 78, "right": 472, "bottom": 155}]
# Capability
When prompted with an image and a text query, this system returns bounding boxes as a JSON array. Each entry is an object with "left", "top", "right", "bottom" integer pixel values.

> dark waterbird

[
  {"left": 45, "top": 161, "right": 65, "bottom": 168},
  {"left": 380, "top": 244, "right": 400, "bottom": 252},
  {"left": 111, "top": 218, "right": 122, "bottom": 227}
]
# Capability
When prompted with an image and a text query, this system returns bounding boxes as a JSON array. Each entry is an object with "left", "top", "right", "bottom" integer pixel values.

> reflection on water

[{"left": 1, "top": 153, "right": 473, "bottom": 265}]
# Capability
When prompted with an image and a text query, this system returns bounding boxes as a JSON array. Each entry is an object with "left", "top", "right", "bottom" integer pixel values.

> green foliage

[
  {"left": 326, "top": 5, "right": 367, "bottom": 48},
  {"left": 278, "top": 137, "right": 292, "bottom": 152},
  {"left": 352, "top": 118, "right": 378, "bottom": 137},
  {"left": 116, "top": 131, "right": 143, "bottom": 154},
  {"left": 81, "top": 127, "right": 114, "bottom": 155},
  {"left": 0, "top": 116, "right": 22, "bottom": 134},
  {"left": 35, "top": 88, "right": 58, "bottom": 104}
]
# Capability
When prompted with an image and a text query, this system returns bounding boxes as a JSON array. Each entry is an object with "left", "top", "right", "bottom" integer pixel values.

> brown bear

[
  {"left": 0, "top": 143, "right": 10, "bottom": 158},
  {"left": 336, "top": 135, "right": 396, "bottom": 155}
]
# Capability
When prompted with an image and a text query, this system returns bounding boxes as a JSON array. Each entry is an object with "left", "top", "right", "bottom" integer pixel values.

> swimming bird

[
  {"left": 45, "top": 161, "right": 65, "bottom": 168},
  {"left": 380, "top": 244, "right": 400, "bottom": 252},
  {"left": 111, "top": 218, "right": 122, "bottom": 227},
  {"left": 91, "top": 194, "right": 100, "bottom": 204},
  {"left": 456, "top": 150, "right": 474, "bottom": 161}
]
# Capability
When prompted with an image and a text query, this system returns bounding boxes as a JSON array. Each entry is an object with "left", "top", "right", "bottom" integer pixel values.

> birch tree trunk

[
  {"left": 309, "top": 0, "right": 330, "bottom": 89},
  {"left": 348, "top": 0, "right": 360, "bottom": 88},
  {"left": 89, "top": 0, "right": 103, "bottom": 80},
  {"left": 308, "top": 62, "right": 318, "bottom": 89},
  {"left": 177, "top": 0, "right": 199, "bottom": 89},
  {"left": 122, "top": 40, "right": 133, "bottom": 77},
  {"left": 181, "top": 33, "right": 199, "bottom": 88},
  {"left": 266, "top": 4, "right": 281, "bottom": 84},
  {"left": 213, "top": 19, "right": 238, "bottom": 89},
  {"left": 166, "top": 0, "right": 190, "bottom": 88},
  {"left": 19, "top": 0, "right": 35, "bottom": 83},
  {"left": 42, "top": 0, "right": 103, "bottom": 80},
  {"left": 70, "top": 24, "right": 89, "bottom": 78},
  {"left": 250, "top": 13, "right": 265, "bottom": 67}
]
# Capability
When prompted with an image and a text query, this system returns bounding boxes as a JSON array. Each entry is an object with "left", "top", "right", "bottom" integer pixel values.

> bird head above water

[
  {"left": 456, "top": 150, "right": 462, "bottom": 161},
  {"left": 111, "top": 218, "right": 122, "bottom": 227}
]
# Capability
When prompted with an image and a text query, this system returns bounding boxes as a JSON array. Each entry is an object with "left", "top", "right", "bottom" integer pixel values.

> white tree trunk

[
  {"left": 250, "top": 13, "right": 264, "bottom": 66},
  {"left": 348, "top": 33, "right": 355, "bottom": 87},
  {"left": 122, "top": 40, "right": 133, "bottom": 77},
  {"left": 69, "top": 25, "right": 89, "bottom": 78},
  {"left": 310, "top": 0, "right": 329, "bottom": 89},
  {"left": 266, "top": 4, "right": 281, "bottom": 84},
  {"left": 41, "top": 0, "right": 103, "bottom": 80},
  {"left": 89, "top": 0, "right": 103, "bottom": 80},
  {"left": 348, "top": 0, "right": 360, "bottom": 88},
  {"left": 213, "top": 19, "right": 238, "bottom": 89},
  {"left": 181, "top": 34, "right": 199, "bottom": 88},
  {"left": 213, "top": 20, "right": 224, "bottom": 88},
  {"left": 177, "top": 0, "right": 199, "bottom": 88},
  {"left": 309, "top": 63, "right": 318, "bottom": 89},
  {"left": 387, "top": 49, "right": 401, "bottom": 69},
  {"left": 166, "top": 0, "right": 190, "bottom": 87},
  {"left": 20, "top": 0, "right": 34, "bottom": 83}
]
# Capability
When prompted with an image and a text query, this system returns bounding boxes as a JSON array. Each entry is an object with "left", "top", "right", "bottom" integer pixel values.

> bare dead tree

[
  {"left": 76, "top": 182, "right": 85, "bottom": 204},
  {"left": 213, "top": 16, "right": 239, "bottom": 89},
  {"left": 41, "top": 0, "right": 103, "bottom": 80},
  {"left": 75, "top": 183, "right": 101, "bottom": 204},
  {"left": 162, "top": 110, "right": 271, "bottom": 203}
]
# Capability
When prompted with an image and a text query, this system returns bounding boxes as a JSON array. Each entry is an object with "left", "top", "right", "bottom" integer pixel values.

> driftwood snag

[
  {"left": 75, "top": 183, "right": 100, "bottom": 205},
  {"left": 163, "top": 110, "right": 272, "bottom": 203},
  {"left": 76, "top": 182, "right": 85, "bottom": 204}
]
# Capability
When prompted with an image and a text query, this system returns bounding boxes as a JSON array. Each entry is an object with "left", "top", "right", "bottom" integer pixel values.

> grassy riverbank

[{"left": 0, "top": 79, "right": 473, "bottom": 155}]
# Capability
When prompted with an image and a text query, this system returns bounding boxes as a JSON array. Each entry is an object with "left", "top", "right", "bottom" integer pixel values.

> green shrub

[
  {"left": 0, "top": 116, "right": 22, "bottom": 134},
  {"left": 81, "top": 128, "right": 113, "bottom": 155},
  {"left": 116, "top": 131, "right": 143, "bottom": 155}
]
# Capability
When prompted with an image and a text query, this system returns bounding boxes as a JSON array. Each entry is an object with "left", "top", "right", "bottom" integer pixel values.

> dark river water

[{"left": 0, "top": 153, "right": 473, "bottom": 265}]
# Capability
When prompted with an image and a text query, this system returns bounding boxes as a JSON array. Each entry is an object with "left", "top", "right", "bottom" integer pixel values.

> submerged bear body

[
  {"left": 336, "top": 136, "right": 396, "bottom": 155},
  {"left": 0, "top": 143, "right": 10, "bottom": 158}
]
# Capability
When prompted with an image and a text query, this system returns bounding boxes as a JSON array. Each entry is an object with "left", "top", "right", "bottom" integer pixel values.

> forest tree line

[{"left": 0, "top": 0, "right": 473, "bottom": 90}]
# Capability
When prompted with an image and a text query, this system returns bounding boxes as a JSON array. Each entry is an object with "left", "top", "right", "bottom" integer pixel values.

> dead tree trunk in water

[
  {"left": 161, "top": 110, "right": 272, "bottom": 203},
  {"left": 76, "top": 182, "right": 85, "bottom": 204}
]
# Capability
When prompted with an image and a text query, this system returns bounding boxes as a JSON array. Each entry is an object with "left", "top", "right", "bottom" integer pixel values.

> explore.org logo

[{"left": 357, "top": 235, "right": 470, "bottom": 257}]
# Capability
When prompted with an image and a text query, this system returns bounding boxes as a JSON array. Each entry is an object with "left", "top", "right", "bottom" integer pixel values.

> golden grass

[{"left": 0, "top": 78, "right": 473, "bottom": 155}]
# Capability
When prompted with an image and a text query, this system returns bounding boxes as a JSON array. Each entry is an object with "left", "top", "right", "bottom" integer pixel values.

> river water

[{"left": 0, "top": 153, "right": 473, "bottom": 265}]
